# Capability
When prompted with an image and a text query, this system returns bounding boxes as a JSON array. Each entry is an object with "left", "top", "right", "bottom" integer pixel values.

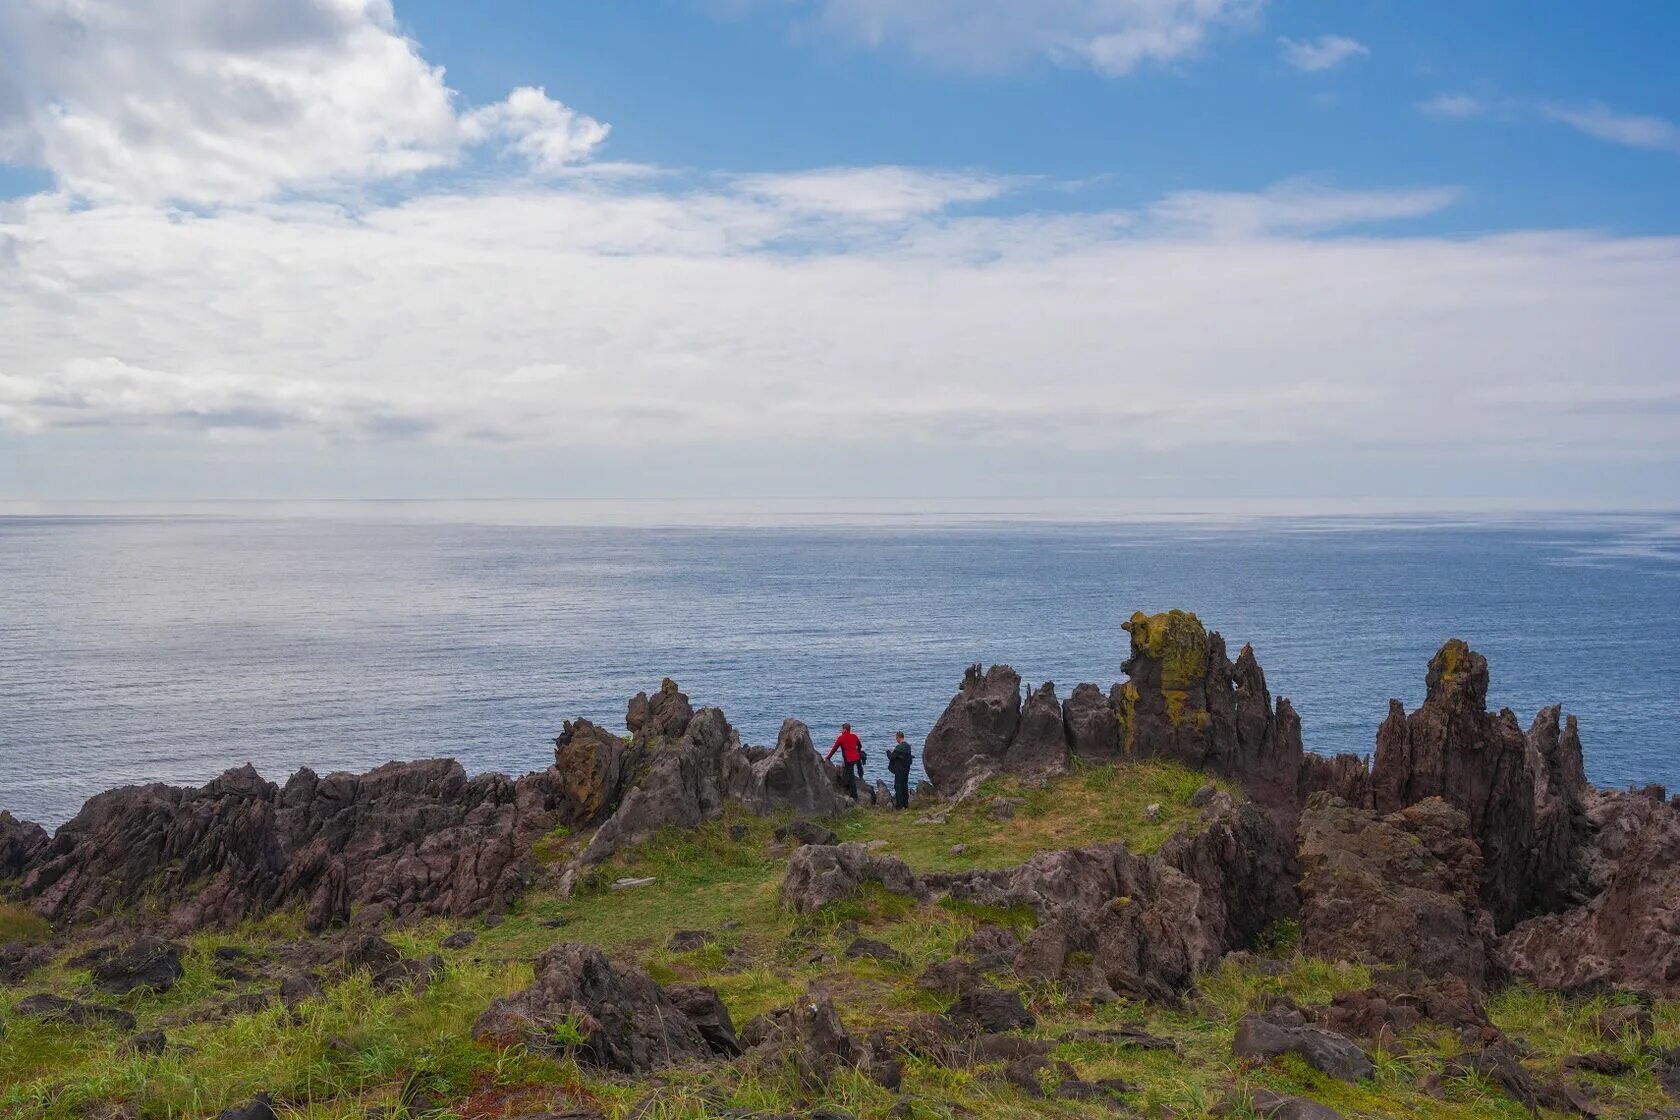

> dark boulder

[
  {"left": 664, "top": 983, "right": 740, "bottom": 1056},
  {"left": 945, "top": 986, "right": 1035, "bottom": 1034},
  {"left": 743, "top": 986, "right": 866, "bottom": 1087},
  {"left": 118, "top": 1028, "right": 168, "bottom": 1056},
  {"left": 780, "top": 843, "right": 925, "bottom": 913},
  {"left": 440, "top": 929, "right": 477, "bottom": 950},
  {"left": 844, "top": 936, "right": 908, "bottom": 967},
  {"left": 0, "top": 810, "right": 48, "bottom": 879},
  {"left": 0, "top": 943, "right": 54, "bottom": 985},
  {"left": 471, "top": 943, "right": 710, "bottom": 1072},
  {"left": 775, "top": 819, "right": 839, "bottom": 848},
  {"left": 922, "top": 664, "right": 1022, "bottom": 792},
  {"left": 92, "top": 937, "right": 184, "bottom": 995},
  {"left": 1296, "top": 795, "right": 1497, "bottom": 989},
  {"left": 1232, "top": 1008, "right": 1374, "bottom": 1082},
  {"left": 13, "top": 993, "right": 136, "bottom": 1030},
  {"left": 1232, "top": 1088, "right": 1345, "bottom": 1120},
  {"left": 215, "top": 1095, "right": 278, "bottom": 1120},
  {"left": 279, "top": 972, "right": 326, "bottom": 1008}
]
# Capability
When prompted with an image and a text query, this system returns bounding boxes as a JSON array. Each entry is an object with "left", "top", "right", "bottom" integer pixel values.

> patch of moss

[{"left": 1124, "top": 609, "right": 1209, "bottom": 693}]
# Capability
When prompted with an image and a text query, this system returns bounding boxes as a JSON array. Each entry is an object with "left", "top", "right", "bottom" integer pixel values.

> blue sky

[{"left": 1, "top": 1, "right": 1677, "bottom": 505}]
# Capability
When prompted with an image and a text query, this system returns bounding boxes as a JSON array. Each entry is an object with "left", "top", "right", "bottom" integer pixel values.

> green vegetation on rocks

[{"left": 2, "top": 758, "right": 1675, "bottom": 1120}]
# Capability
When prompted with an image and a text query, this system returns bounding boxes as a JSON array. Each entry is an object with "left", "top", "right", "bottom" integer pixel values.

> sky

[{"left": 1, "top": 1, "right": 1677, "bottom": 506}]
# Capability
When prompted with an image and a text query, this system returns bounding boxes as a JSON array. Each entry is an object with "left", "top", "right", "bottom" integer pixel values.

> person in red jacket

[{"left": 826, "top": 722, "right": 864, "bottom": 801}]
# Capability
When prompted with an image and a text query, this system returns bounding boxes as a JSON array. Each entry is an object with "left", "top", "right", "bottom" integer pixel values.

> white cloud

[
  {"left": 0, "top": 0, "right": 607, "bottom": 204},
  {"left": 1279, "top": 34, "right": 1368, "bottom": 72},
  {"left": 1541, "top": 102, "right": 1680, "bottom": 154},
  {"left": 762, "top": 0, "right": 1264, "bottom": 75},
  {"left": 732, "top": 166, "right": 1011, "bottom": 219},
  {"left": 1145, "top": 181, "right": 1459, "bottom": 237},
  {"left": 1418, "top": 93, "right": 1485, "bottom": 119},
  {"left": 4, "top": 177, "right": 1677, "bottom": 474}
]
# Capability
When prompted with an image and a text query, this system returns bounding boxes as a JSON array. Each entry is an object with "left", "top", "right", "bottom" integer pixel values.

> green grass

[
  {"left": 0, "top": 900, "right": 52, "bottom": 943},
  {"left": 4, "top": 761, "right": 1678, "bottom": 1120}
]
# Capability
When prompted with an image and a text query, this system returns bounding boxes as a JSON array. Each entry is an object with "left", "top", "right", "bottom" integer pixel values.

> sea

[{"left": 2, "top": 501, "right": 1678, "bottom": 830}]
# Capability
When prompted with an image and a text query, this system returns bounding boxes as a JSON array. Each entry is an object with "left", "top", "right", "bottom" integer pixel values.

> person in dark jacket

[
  {"left": 826, "top": 722, "right": 864, "bottom": 801},
  {"left": 887, "top": 731, "right": 913, "bottom": 810}
]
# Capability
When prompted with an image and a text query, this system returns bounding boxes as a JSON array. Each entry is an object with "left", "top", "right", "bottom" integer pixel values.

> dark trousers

[
  {"left": 893, "top": 773, "right": 910, "bottom": 809},
  {"left": 841, "top": 761, "right": 860, "bottom": 800}
]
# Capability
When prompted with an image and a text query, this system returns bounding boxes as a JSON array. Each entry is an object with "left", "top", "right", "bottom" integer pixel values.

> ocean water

[{"left": 2, "top": 502, "right": 1678, "bottom": 830}]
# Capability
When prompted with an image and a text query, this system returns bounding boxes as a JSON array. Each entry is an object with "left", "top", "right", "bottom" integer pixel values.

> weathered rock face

[
  {"left": 471, "top": 943, "right": 715, "bottom": 1072},
  {"left": 1501, "top": 800, "right": 1680, "bottom": 998},
  {"left": 1119, "top": 611, "right": 1304, "bottom": 801},
  {"left": 1005, "top": 683, "right": 1071, "bottom": 779},
  {"left": 1296, "top": 794, "right": 1496, "bottom": 989},
  {"left": 626, "top": 677, "right": 694, "bottom": 743},
  {"left": 1367, "top": 640, "right": 1592, "bottom": 929},
  {"left": 551, "top": 719, "right": 629, "bottom": 828},
  {"left": 0, "top": 811, "right": 48, "bottom": 880},
  {"left": 1232, "top": 1004, "right": 1374, "bottom": 1083},
  {"left": 17, "top": 759, "right": 566, "bottom": 933},
  {"left": 1062, "top": 683, "right": 1121, "bottom": 762},
  {"left": 923, "top": 664, "right": 1023, "bottom": 791}
]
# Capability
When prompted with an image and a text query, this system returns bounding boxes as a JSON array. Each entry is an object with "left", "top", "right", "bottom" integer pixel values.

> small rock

[
  {"left": 1232, "top": 1087, "right": 1345, "bottom": 1120},
  {"left": 338, "top": 934, "right": 400, "bottom": 973},
  {"left": 279, "top": 972, "right": 325, "bottom": 1008},
  {"left": 1563, "top": 1052, "right": 1630, "bottom": 1076},
  {"left": 13, "top": 993, "right": 136, "bottom": 1031},
  {"left": 864, "top": 839, "right": 890, "bottom": 851},
  {"left": 844, "top": 937, "right": 908, "bottom": 967},
  {"left": 1144, "top": 803, "right": 1163, "bottom": 823},
  {"left": 215, "top": 1093, "right": 278, "bottom": 1120},
  {"left": 667, "top": 929, "right": 714, "bottom": 952},
  {"left": 914, "top": 813, "right": 948, "bottom": 825},
  {"left": 728, "top": 823, "right": 749, "bottom": 841},
  {"left": 1189, "top": 783, "right": 1219, "bottom": 808},
  {"left": 611, "top": 876, "right": 657, "bottom": 891},
  {"left": 949, "top": 843, "right": 969, "bottom": 856},
  {"left": 986, "top": 797, "right": 1024, "bottom": 822},
  {"left": 1597, "top": 1003, "right": 1654, "bottom": 1044},
  {"left": 774, "top": 820, "right": 839, "bottom": 847},
  {"left": 440, "top": 930, "right": 477, "bottom": 950},
  {"left": 118, "top": 1028, "right": 168, "bottom": 1057}
]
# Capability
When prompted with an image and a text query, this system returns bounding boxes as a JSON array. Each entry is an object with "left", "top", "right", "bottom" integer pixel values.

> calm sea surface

[{"left": 3, "top": 502, "right": 1678, "bottom": 829}]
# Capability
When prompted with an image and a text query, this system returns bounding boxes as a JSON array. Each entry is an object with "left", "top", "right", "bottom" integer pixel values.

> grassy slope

[{"left": 0, "top": 761, "right": 1674, "bottom": 1120}]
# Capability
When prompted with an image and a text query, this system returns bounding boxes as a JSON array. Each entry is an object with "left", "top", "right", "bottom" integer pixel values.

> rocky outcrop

[
  {"left": 921, "top": 611, "right": 1307, "bottom": 803},
  {"left": 1118, "top": 611, "right": 1304, "bottom": 802},
  {"left": 1296, "top": 795, "right": 1496, "bottom": 988},
  {"left": 780, "top": 842, "right": 926, "bottom": 913},
  {"left": 1005, "top": 682, "right": 1071, "bottom": 779},
  {"left": 916, "top": 800, "right": 1294, "bottom": 1001},
  {"left": 923, "top": 664, "right": 1023, "bottom": 791},
  {"left": 0, "top": 810, "right": 48, "bottom": 880},
  {"left": 16, "top": 759, "right": 566, "bottom": 933},
  {"left": 471, "top": 943, "right": 718, "bottom": 1072},
  {"left": 1501, "top": 800, "right": 1680, "bottom": 997},
  {"left": 1367, "top": 640, "right": 1591, "bottom": 929},
  {"left": 91, "top": 937, "right": 184, "bottom": 995},
  {"left": 742, "top": 720, "right": 852, "bottom": 817}
]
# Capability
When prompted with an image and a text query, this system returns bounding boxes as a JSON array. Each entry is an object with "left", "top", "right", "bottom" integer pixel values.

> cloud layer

[{"left": 0, "top": 0, "right": 606, "bottom": 203}]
